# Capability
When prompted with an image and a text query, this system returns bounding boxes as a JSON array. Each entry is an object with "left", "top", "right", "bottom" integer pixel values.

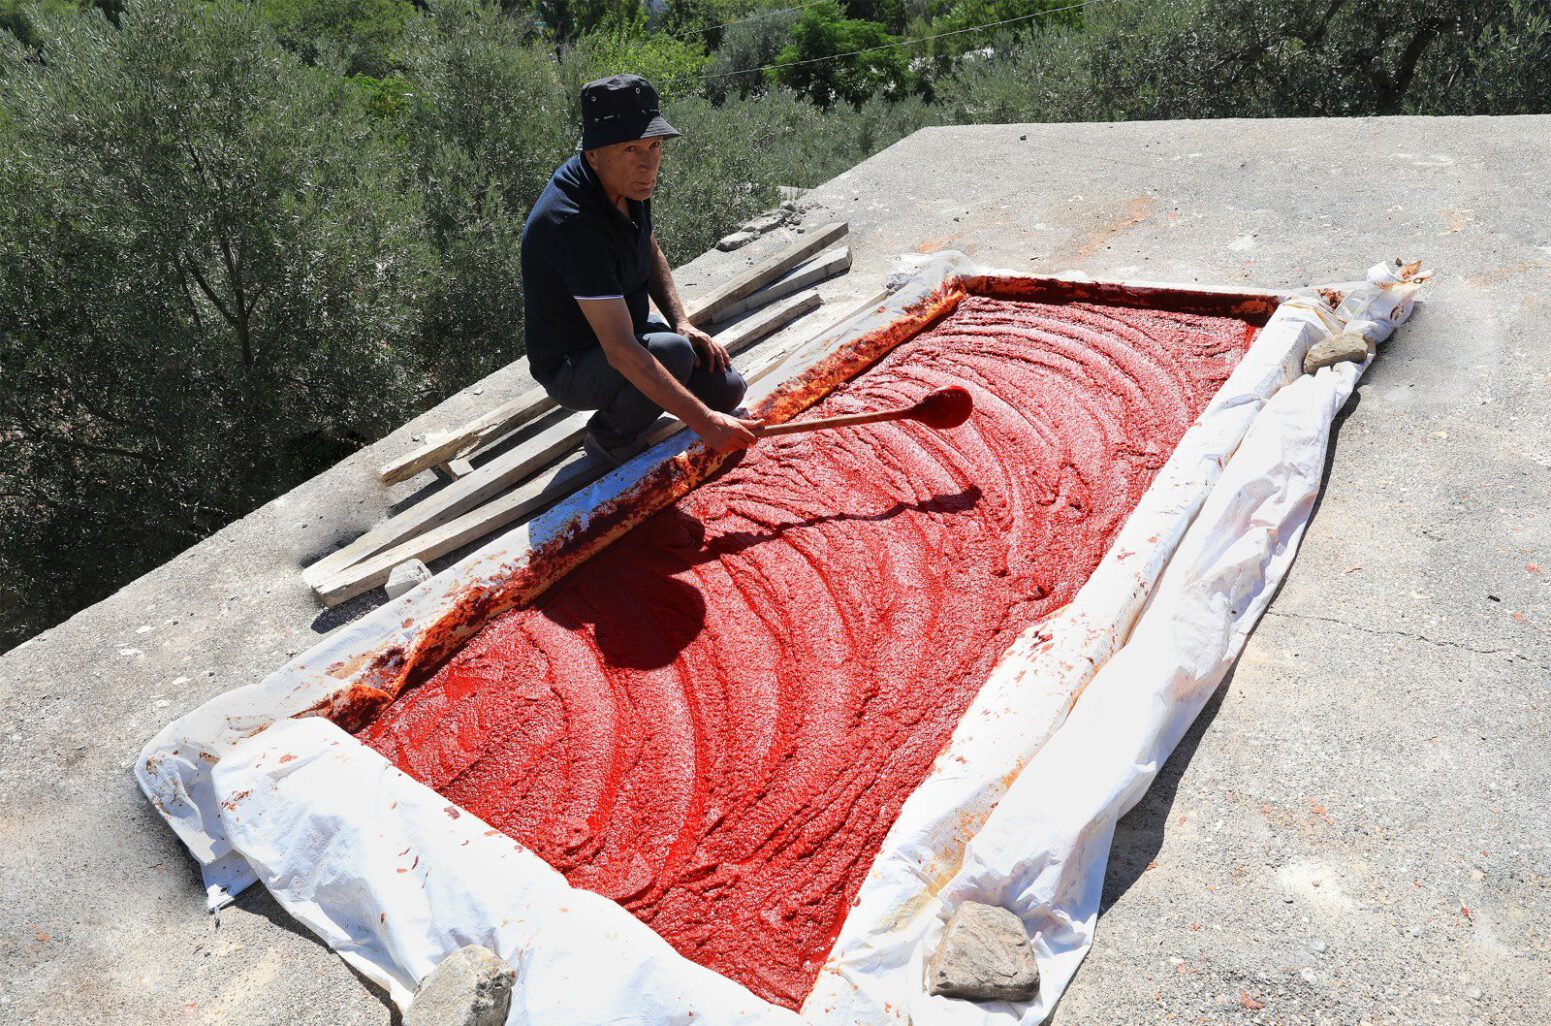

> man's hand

[
  {"left": 693, "top": 409, "right": 761, "bottom": 454},
  {"left": 678, "top": 321, "right": 732, "bottom": 373}
]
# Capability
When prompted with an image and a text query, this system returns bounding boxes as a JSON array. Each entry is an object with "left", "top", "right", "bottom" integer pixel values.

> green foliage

[
  {"left": 0, "top": 0, "right": 79, "bottom": 49},
  {"left": 0, "top": 0, "right": 434, "bottom": 647},
  {"left": 258, "top": 0, "right": 418, "bottom": 77},
  {"left": 770, "top": 1, "right": 911, "bottom": 108},
  {"left": 703, "top": 1, "right": 801, "bottom": 100},
  {"left": 924, "top": 0, "right": 1551, "bottom": 123},
  {"left": 656, "top": 0, "right": 795, "bottom": 49},
  {"left": 1456, "top": 0, "right": 1551, "bottom": 115},
  {"left": 349, "top": 70, "right": 414, "bottom": 123},
  {"left": 927, "top": 24, "right": 1090, "bottom": 122},
  {"left": 567, "top": 21, "right": 712, "bottom": 99},
  {"left": 1075, "top": 0, "right": 1528, "bottom": 120},
  {"left": 397, "top": 0, "right": 571, "bottom": 385},
  {"left": 651, "top": 86, "right": 931, "bottom": 258},
  {"left": 3, "top": 0, "right": 1550, "bottom": 651},
  {"left": 528, "top": 0, "right": 617, "bottom": 43}
]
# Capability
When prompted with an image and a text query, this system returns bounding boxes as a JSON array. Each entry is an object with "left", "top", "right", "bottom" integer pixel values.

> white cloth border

[{"left": 137, "top": 256, "right": 1425, "bottom": 1024}]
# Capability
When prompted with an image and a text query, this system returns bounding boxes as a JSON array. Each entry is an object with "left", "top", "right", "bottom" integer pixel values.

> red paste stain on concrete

[{"left": 357, "top": 295, "right": 1258, "bottom": 1007}]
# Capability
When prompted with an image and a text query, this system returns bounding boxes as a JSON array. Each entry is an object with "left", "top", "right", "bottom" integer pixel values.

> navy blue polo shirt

[{"left": 521, "top": 154, "right": 654, "bottom": 384}]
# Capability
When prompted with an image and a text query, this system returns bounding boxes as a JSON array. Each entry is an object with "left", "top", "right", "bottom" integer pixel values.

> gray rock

[
  {"left": 743, "top": 210, "right": 790, "bottom": 235},
  {"left": 1303, "top": 330, "right": 1371, "bottom": 374},
  {"left": 715, "top": 230, "right": 756, "bottom": 252},
  {"left": 385, "top": 559, "right": 432, "bottom": 599},
  {"left": 405, "top": 946, "right": 515, "bottom": 1026},
  {"left": 927, "top": 902, "right": 1040, "bottom": 1003},
  {"left": 777, "top": 185, "right": 808, "bottom": 203}
]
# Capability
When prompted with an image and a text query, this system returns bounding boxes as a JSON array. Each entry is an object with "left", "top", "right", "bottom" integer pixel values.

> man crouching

[{"left": 520, "top": 74, "right": 760, "bottom": 467}]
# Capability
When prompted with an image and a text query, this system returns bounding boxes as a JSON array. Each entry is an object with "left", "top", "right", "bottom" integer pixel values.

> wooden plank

[
  {"left": 304, "top": 290, "right": 824, "bottom": 594},
  {"left": 739, "top": 286, "right": 893, "bottom": 398},
  {"left": 710, "top": 245, "right": 850, "bottom": 326},
  {"left": 378, "top": 387, "right": 554, "bottom": 486},
  {"left": 376, "top": 223, "right": 845, "bottom": 486},
  {"left": 431, "top": 286, "right": 825, "bottom": 480},
  {"left": 683, "top": 221, "right": 847, "bottom": 326},
  {"left": 711, "top": 286, "right": 822, "bottom": 355},
  {"left": 379, "top": 224, "right": 849, "bottom": 486},
  {"left": 314, "top": 307, "right": 827, "bottom": 606}
]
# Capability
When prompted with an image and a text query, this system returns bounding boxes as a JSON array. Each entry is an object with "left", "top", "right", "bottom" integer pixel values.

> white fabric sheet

[{"left": 141, "top": 258, "right": 1425, "bottom": 1024}]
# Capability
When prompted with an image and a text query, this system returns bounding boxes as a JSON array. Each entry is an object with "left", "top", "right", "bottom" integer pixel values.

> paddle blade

[{"left": 910, "top": 386, "right": 974, "bottom": 430}]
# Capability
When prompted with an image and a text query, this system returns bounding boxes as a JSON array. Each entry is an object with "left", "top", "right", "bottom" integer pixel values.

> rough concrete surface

[{"left": 1, "top": 116, "right": 1547, "bottom": 1025}]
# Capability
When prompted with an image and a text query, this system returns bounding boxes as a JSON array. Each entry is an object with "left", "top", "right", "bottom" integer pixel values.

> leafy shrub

[
  {"left": 1079, "top": 0, "right": 1540, "bottom": 121},
  {"left": 397, "top": 0, "right": 572, "bottom": 385},
  {"left": 566, "top": 22, "right": 712, "bottom": 99},
  {"left": 702, "top": 3, "right": 800, "bottom": 101},
  {"left": 770, "top": 1, "right": 912, "bottom": 108},
  {"left": 0, "top": 0, "right": 432, "bottom": 647},
  {"left": 258, "top": 0, "right": 419, "bottom": 78}
]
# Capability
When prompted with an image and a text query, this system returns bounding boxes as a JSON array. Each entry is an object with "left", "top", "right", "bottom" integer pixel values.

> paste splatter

[{"left": 358, "top": 295, "right": 1257, "bottom": 1007}]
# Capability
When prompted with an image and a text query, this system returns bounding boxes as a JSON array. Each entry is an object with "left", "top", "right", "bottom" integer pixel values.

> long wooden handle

[{"left": 753, "top": 408, "right": 909, "bottom": 437}]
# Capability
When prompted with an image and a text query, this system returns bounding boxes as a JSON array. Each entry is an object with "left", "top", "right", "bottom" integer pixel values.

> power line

[
  {"left": 666, "top": 0, "right": 839, "bottom": 40},
  {"left": 702, "top": 0, "right": 1115, "bottom": 80}
]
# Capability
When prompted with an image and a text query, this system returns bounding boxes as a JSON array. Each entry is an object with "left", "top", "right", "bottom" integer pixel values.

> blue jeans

[{"left": 542, "top": 317, "right": 747, "bottom": 450}]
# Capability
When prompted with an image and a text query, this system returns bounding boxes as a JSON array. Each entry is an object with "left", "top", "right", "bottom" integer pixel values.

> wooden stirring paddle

[{"left": 754, "top": 385, "right": 973, "bottom": 438}]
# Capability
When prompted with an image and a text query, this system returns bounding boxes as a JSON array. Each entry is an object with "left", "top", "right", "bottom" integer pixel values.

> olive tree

[{"left": 0, "top": 0, "right": 432, "bottom": 648}]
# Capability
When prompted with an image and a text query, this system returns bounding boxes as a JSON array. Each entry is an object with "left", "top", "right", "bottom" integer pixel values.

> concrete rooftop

[{"left": 2, "top": 116, "right": 1548, "bottom": 1025}]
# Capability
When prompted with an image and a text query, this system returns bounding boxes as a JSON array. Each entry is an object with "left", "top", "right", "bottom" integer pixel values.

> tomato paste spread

[{"left": 358, "top": 295, "right": 1257, "bottom": 1007}]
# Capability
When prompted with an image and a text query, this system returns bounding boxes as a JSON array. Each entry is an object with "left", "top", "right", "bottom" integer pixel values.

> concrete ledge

[{"left": 3, "top": 116, "right": 1548, "bottom": 1026}]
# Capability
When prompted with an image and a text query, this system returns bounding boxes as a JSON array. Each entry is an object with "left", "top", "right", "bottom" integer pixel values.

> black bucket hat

[{"left": 577, "top": 74, "right": 681, "bottom": 152}]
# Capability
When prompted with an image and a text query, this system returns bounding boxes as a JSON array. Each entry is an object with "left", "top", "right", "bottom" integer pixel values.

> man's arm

[
  {"left": 576, "top": 297, "right": 756, "bottom": 453},
  {"left": 648, "top": 236, "right": 731, "bottom": 373}
]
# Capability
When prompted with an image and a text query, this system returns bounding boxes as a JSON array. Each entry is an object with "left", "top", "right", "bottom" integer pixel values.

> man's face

[{"left": 585, "top": 136, "right": 664, "bottom": 204}]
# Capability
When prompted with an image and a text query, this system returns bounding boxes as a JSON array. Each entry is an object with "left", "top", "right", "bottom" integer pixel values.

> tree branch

[
  {"left": 183, "top": 255, "right": 238, "bottom": 329},
  {"left": 1375, "top": 16, "right": 1451, "bottom": 114},
  {"left": 32, "top": 431, "right": 159, "bottom": 463},
  {"left": 218, "top": 233, "right": 254, "bottom": 369}
]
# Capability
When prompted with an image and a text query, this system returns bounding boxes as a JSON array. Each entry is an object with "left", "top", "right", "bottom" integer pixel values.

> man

[{"left": 521, "top": 74, "right": 761, "bottom": 467}]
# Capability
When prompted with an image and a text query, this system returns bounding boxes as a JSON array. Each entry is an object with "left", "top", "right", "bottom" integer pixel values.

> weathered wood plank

[
  {"left": 682, "top": 222, "right": 847, "bottom": 325},
  {"left": 710, "top": 245, "right": 850, "bottom": 326},
  {"left": 376, "top": 224, "right": 845, "bottom": 487},
  {"left": 314, "top": 303, "right": 828, "bottom": 606},
  {"left": 378, "top": 388, "right": 554, "bottom": 486},
  {"left": 304, "top": 290, "right": 823, "bottom": 594}
]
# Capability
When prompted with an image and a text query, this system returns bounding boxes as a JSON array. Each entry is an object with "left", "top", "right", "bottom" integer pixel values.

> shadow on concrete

[
  {"left": 1097, "top": 672, "right": 1231, "bottom": 917},
  {"left": 310, "top": 590, "right": 383, "bottom": 635},
  {"left": 346, "top": 965, "right": 404, "bottom": 1026},
  {"left": 1098, "top": 340, "right": 1375, "bottom": 914},
  {"left": 231, "top": 885, "right": 403, "bottom": 1024},
  {"left": 1314, "top": 385, "right": 1363, "bottom": 498}
]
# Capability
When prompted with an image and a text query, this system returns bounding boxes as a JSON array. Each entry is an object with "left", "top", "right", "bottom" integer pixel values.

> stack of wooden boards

[{"left": 304, "top": 221, "right": 879, "bottom": 606}]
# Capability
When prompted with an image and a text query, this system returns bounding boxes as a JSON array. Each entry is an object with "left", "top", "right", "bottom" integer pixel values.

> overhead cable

[
  {"left": 702, "top": 0, "right": 1116, "bottom": 80},
  {"left": 667, "top": 0, "right": 841, "bottom": 40}
]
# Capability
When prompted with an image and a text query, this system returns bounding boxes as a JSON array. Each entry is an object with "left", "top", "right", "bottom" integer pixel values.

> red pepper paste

[{"left": 357, "top": 295, "right": 1258, "bottom": 1007}]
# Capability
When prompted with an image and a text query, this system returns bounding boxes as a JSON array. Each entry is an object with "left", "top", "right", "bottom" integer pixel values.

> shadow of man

[{"left": 539, "top": 485, "right": 984, "bottom": 671}]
